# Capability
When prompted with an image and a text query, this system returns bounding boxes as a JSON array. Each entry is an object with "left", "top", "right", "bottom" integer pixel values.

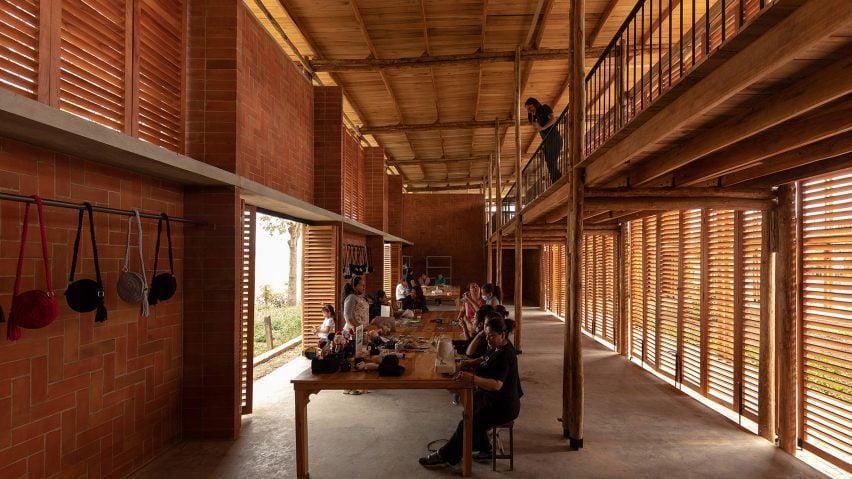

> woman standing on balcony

[{"left": 525, "top": 97, "right": 562, "bottom": 184}]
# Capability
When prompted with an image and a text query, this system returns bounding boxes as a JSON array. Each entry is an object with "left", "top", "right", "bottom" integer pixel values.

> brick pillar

[
  {"left": 183, "top": 186, "right": 241, "bottom": 439},
  {"left": 390, "top": 242, "right": 402, "bottom": 287},
  {"left": 313, "top": 86, "right": 344, "bottom": 214},
  {"left": 186, "top": 0, "right": 238, "bottom": 171},
  {"left": 388, "top": 175, "right": 403, "bottom": 237},
  {"left": 364, "top": 147, "right": 387, "bottom": 231}
]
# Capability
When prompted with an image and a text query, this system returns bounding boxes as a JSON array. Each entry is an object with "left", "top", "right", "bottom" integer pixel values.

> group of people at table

[{"left": 312, "top": 274, "right": 523, "bottom": 469}]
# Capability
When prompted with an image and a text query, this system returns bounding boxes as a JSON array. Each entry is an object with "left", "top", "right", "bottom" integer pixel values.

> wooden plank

[
  {"left": 584, "top": 0, "right": 852, "bottom": 185},
  {"left": 496, "top": 120, "right": 503, "bottom": 290},
  {"left": 584, "top": 187, "right": 774, "bottom": 199},
  {"left": 362, "top": 119, "right": 510, "bottom": 134},
  {"left": 514, "top": 47, "right": 524, "bottom": 351},
  {"left": 583, "top": 196, "right": 773, "bottom": 211}
]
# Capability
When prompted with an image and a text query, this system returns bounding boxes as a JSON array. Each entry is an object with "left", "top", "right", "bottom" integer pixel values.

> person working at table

[
  {"left": 401, "top": 284, "right": 429, "bottom": 312},
  {"left": 419, "top": 314, "right": 523, "bottom": 467},
  {"left": 434, "top": 273, "right": 447, "bottom": 285}
]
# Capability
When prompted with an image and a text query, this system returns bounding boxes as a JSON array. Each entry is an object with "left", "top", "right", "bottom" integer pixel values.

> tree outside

[{"left": 253, "top": 214, "right": 305, "bottom": 356}]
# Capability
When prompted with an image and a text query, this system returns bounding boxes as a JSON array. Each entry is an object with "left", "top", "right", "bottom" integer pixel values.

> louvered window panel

[
  {"left": 557, "top": 244, "right": 566, "bottom": 318},
  {"left": 383, "top": 243, "right": 391, "bottom": 294},
  {"left": 630, "top": 220, "right": 645, "bottom": 359},
  {"left": 582, "top": 235, "right": 590, "bottom": 331},
  {"left": 60, "top": 0, "right": 126, "bottom": 131},
  {"left": 800, "top": 173, "right": 852, "bottom": 471},
  {"left": 0, "top": 0, "right": 39, "bottom": 98},
  {"left": 137, "top": 0, "right": 183, "bottom": 151},
  {"left": 644, "top": 216, "right": 658, "bottom": 365},
  {"left": 604, "top": 235, "right": 615, "bottom": 343},
  {"left": 707, "top": 210, "right": 736, "bottom": 406},
  {"left": 741, "top": 210, "right": 762, "bottom": 420},
  {"left": 543, "top": 245, "right": 552, "bottom": 312},
  {"left": 658, "top": 211, "right": 681, "bottom": 378},
  {"left": 682, "top": 210, "right": 703, "bottom": 389},
  {"left": 240, "top": 207, "right": 256, "bottom": 414},
  {"left": 594, "top": 235, "right": 605, "bottom": 338},
  {"left": 302, "top": 225, "right": 339, "bottom": 348}
]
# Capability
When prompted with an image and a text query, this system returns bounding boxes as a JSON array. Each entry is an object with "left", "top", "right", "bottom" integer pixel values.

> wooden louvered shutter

[
  {"left": 0, "top": 0, "right": 40, "bottom": 99},
  {"left": 629, "top": 219, "right": 644, "bottom": 359},
  {"left": 390, "top": 242, "right": 401, "bottom": 294},
  {"left": 740, "top": 210, "right": 763, "bottom": 420},
  {"left": 644, "top": 215, "right": 658, "bottom": 366},
  {"left": 681, "top": 210, "right": 703, "bottom": 389},
  {"left": 582, "top": 235, "right": 590, "bottom": 331},
  {"left": 383, "top": 243, "right": 391, "bottom": 294},
  {"left": 240, "top": 206, "right": 256, "bottom": 414},
  {"left": 707, "top": 210, "right": 736, "bottom": 407},
  {"left": 136, "top": 0, "right": 184, "bottom": 152},
  {"left": 60, "top": 0, "right": 127, "bottom": 131},
  {"left": 800, "top": 173, "right": 852, "bottom": 471},
  {"left": 594, "top": 235, "right": 604, "bottom": 338},
  {"left": 556, "top": 244, "right": 566, "bottom": 318},
  {"left": 659, "top": 211, "right": 681, "bottom": 379},
  {"left": 604, "top": 235, "right": 615, "bottom": 343},
  {"left": 302, "top": 225, "right": 340, "bottom": 348}
]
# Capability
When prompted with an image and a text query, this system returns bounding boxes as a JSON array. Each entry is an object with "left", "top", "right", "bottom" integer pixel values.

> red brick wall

[
  {"left": 182, "top": 186, "right": 240, "bottom": 439},
  {"left": 388, "top": 176, "right": 403, "bottom": 237},
  {"left": 401, "top": 194, "right": 484, "bottom": 291},
  {"left": 363, "top": 147, "right": 387, "bottom": 231},
  {"left": 313, "top": 87, "right": 343, "bottom": 214},
  {"left": 186, "top": 0, "right": 238, "bottom": 172},
  {"left": 236, "top": 7, "right": 313, "bottom": 203},
  {"left": 0, "top": 138, "right": 183, "bottom": 478}
]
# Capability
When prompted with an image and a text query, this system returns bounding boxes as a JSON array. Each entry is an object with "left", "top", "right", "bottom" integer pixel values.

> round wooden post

[
  {"left": 514, "top": 47, "right": 523, "bottom": 350},
  {"left": 776, "top": 184, "right": 796, "bottom": 453},
  {"left": 758, "top": 208, "right": 776, "bottom": 442}
]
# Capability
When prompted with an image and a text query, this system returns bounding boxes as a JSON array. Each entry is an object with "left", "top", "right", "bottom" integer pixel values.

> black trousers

[
  {"left": 438, "top": 405, "right": 516, "bottom": 466},
  {"left": 543, "top": 131, "right": 562, "bottom": 184}
]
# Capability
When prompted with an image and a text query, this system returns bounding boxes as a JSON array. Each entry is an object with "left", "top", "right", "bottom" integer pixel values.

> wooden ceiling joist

[
  {"left": 584, "top": 187, "right": 774, "bottom": 199},
  {"left": 628, "top": 56, "right": 852, "bottom": 187},
  {"left": 390, "top": 155, "right": 492, "bottom": 165},
  {"left": 583, "top": 196, "right": 775, "bottom": 212},
  {"left": 309, "top": 47, "right": 606, "bottom": 72},
  {"left": 361, "top": 119, "right": 511, "bottom": 134}
]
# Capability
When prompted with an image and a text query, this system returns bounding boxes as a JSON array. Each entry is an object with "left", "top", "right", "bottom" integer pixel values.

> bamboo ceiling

[{"left": 247, "top": 0, "right": 639, "bottom": 194}]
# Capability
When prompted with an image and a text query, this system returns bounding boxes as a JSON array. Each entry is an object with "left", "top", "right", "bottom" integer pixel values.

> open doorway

[{"left": 253, "top": 212, "right": 304, "bottom": 358}]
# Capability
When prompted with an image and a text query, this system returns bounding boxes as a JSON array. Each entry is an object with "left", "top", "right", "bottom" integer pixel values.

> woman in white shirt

[{"left": 343, "top": 276, "right": 370, "bottom": 331}]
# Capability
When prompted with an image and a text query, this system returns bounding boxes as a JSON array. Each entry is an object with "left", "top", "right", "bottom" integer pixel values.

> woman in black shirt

[
  {"left": 401, "top": 285, "right": 429, "bottom": 312},
  {"left": 419, "top": 315, "right": 522, "bottom": 467}
]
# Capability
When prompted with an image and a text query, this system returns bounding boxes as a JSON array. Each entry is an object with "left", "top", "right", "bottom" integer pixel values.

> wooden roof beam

[
  {"left": 587, "top": 0, "right": 620, "bottom": 47},
  {"left": 309, "top": 47, "right": 606, "bottom": 71},
  {"left": 390, "top": 155, "right": 491, "bottom": 165},
  {"left": 584, "top": 196, "right": 774, "bottom": 211},
  {"left": 362, "top": 119, "right": 510, "bottom": 134},
  {"left": 585, "top": 187, "right": 774, "bottom": 199},
  {"left": 741, "top": 151, "right": 852, "bottom": 189}
]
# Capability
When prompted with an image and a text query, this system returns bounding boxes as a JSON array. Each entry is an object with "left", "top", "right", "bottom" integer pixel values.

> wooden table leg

[
  {"left": 461, "top": 388, "right": 473, "bottom": 477},
  {"left": 295, "top": 389, "right": 311, "bottom": 479}
]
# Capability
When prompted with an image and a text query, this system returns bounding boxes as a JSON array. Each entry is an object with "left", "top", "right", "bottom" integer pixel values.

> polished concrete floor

[{"left": 133, "top": 308, "right": 829, "bottom": 478}]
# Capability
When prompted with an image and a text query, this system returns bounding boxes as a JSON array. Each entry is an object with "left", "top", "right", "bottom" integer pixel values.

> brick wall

[
  {"left": 363, "top": 147, "right": 387, "bottom": 231},
  {"left": 182, "top": 186, "right": 240, "bottom": 439},
  {"left": 186, "top": 0, "right": 238, "bottom": 172},
  {"left": 388, "top": 176, "right": 403, "bottom": 237},
  {"left": 236, "top": 7, "right": 313, "bottom": 203},
  {"left": 401, "top": 194, "right": 484, "bottom": 292},
  {"left": 313, "top": 87, "right": 343, "bottom": 214},
  {"left": 0, "top": 138, "right": 183, "bottom": 478}
]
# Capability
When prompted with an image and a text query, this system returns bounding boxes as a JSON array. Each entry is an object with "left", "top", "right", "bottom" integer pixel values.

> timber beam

[
  {"left": 362, "top": 119, "right": 510, "bottom": 134},
  {"left": 584, "top": 196, "right": 775, "bottom": 211},
  {"left": 310, "top": 47, "right": 606, "bottom": 72}
]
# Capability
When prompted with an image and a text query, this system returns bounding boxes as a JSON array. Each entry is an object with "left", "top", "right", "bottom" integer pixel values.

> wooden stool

[{"left": 490, "top": 421, "right": 514, "bottom": 471}]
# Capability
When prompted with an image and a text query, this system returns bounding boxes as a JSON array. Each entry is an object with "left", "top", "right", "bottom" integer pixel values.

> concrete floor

[{"left": 133, "top": 308, "right": 829, "bottom": 479}]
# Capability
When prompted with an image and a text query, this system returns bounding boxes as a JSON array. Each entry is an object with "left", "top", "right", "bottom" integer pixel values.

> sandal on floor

[{"left": 418, "top": 452, "right": 448, "bottom": 468}]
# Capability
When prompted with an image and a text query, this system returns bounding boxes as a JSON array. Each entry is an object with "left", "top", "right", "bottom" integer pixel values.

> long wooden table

[
  {"left": 421, "top": 285, "right": 461, "bottom": 307},
  {"left": 291, "top": 313, "right": 472, "bottom": 478}
]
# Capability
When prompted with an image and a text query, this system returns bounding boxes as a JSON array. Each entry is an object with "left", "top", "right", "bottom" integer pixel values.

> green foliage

[{"left": 253, "top": 304, "right": 302, "bottom": 357}]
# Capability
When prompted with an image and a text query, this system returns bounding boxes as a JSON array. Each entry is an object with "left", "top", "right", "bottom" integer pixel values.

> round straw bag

[{"left": 117, "top": 210, "right": 149, "bottom": 316}]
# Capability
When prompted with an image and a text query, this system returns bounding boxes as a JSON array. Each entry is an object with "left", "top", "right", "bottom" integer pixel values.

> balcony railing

[{"left": 499, "top": 0, "right": 772, "bottom": 225}]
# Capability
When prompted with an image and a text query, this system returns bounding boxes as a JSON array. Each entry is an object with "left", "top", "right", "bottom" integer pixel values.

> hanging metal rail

[{"left": 0, "top": 192, "right": 206, "bottom": 225}]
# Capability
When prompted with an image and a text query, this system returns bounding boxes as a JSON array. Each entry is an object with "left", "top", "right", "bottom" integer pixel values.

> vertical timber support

[
  {"left": 514, "top": 47, "right": 524, "bottom": 351},
  {"left": 562, "top": 0, "right": 585, "bottom": 449},
  {"left": 776, "top": 184, "right": 797, "bottom": 454},
  {"left": 617, "top": 223, "right": 628, "bottom": 357},
  {"left": 758, "top": 208, "right": 776, "bottom": 442},
  {"left": 496, "top": 121, "right": 503, "bottom": 292},
  {"left": 487, "top": 155, "right": 494, "bottom": 283}
]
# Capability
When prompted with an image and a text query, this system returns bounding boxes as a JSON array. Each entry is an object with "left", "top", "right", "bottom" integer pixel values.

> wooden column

[
  {"left": 776, "top": 184, "right": 796, "bottom": 453},
  {"left": 758, "top": 208, "right": 776, "bottom": 442},
  {"left": 487, "top": 155, "right": 494, "bottom": 283},
  {"left": 514, "top": 47, "right": 524, "bottom": 350},
  {"left": 495, "top": 121, "right": 503, "bottom": 291},
  {"left": 562, "top": 0, "right": 585, "bottom": 448}
]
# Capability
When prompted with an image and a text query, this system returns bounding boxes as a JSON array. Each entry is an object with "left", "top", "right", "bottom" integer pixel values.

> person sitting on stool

[{"left": 419, "top": 314, "right": 523, "bottom": 467}]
